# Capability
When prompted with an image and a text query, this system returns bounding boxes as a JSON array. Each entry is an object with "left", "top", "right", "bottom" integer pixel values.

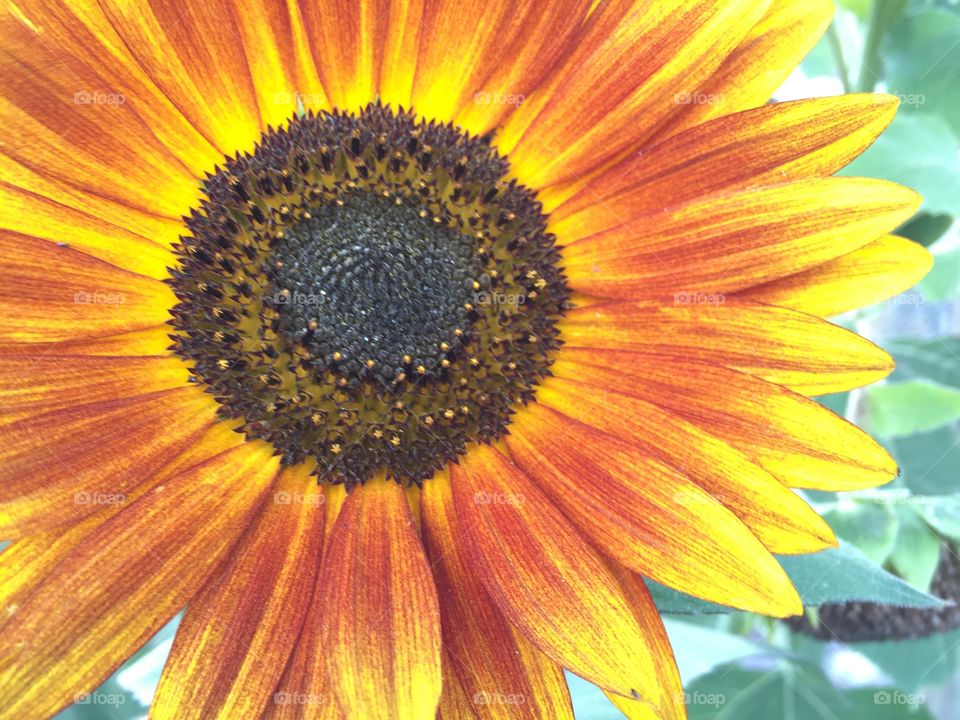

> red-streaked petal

[
  {"left": 554, "top": 349, "right": 898, "bottom": 491},
  {"left": 739, "top": 235, "right": 933, "bottom": 316},
  {"left": 0, "top": 386, "right": 217, "bottom": 535},
  {"left": 421, "top": 468, "right": 575, "bottom": 720},
  {"left": 453, "top": 443, "right": 666, "bottom": 703},
  {"left": 0, "top": 421, "right": 251, "bottom": 633},
  {"left": 0, "top": 440, "right": 279, "bottom": 720},
  {"left": 562, "top": 178, "right": 919, "bottom": 300},
  {"left": 534, "top": 376, "right": 836, "bottom": 554},
  {"left": 410, "top": 0, "right": 592, "bottom": 134},
  {"left": 0, "top": 233, "right": 177, "bottom": 343},
  {"left": 551, "top": 95, "right": 900, "bottom": 240},
  {"left": 606, "top": 573, "right": 687, "bottom": 720},
  {"left": 505, "top": 406, "right": 801, "bottom": 615},
  {"left": 318, "top": 477, "right": 442, "bottom": 720},
  {"left": 665, "top": 0, "right": 833, "bottom": 136},
  {"left": 262, "top": 487, "right": 348, "bottom": 720},
  {"left": 0, "top": 355, "right": 189, "bottom": 425},
  {"left": 558, "top": 299, "right": 894, "bottom": 395},
  {"left": 499, "top": 0, "right": 768, "bottom": 188},
  {"left": 151, "top": 463, "right": 325, "bottom": 719}
]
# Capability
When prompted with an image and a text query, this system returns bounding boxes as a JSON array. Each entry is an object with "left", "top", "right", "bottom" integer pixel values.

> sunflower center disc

[
  {"left": 167, "top": 104, "right": 569, "bottom": 486},
  {"left": 272, "top": 193, "right": 479, "bottom": 385}
]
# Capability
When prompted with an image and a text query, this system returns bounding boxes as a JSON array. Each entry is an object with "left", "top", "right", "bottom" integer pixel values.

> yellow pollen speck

[{"left": 390, "top": 436, "right": 401, "bottom": 447}]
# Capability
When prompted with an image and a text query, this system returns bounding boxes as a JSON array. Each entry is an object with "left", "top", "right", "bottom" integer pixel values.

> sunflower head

[{"left": 167, "top": 103, "right": 569, "bottom": 485}]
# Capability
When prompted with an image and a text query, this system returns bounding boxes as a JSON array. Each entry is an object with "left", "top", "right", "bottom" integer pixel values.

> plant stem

[{"left": 827, "top": 23, "right": 852, "bottom": 93}]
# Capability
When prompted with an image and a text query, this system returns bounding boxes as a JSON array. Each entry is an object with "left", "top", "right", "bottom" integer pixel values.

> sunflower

[{"left": 0, "top": 0, "right": 933, "bottom": 718}]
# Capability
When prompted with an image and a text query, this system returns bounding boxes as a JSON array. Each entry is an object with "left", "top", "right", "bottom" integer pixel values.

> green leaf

[
  {"left": 915, "top": 496, "right": 960, "bottom": 542},
  {"left": 821, "top": 500, "right": 899, "bottom": 565},
  {"left": 686, "top": 659, "right": 934, "bottom": 720},
  {"left": 888, "top": 506, "right": 943, "bottom": 591},
  {"left": 887, "top": 338, "right": 960, "bottom": 388},
  {"left": 650, "top": 542, "right": 944, "bottom": 613},
  {"left": 663, "top": 619, "right": 762, "bottom": 682},
  {"left": 918, "top": 244, "right": 960, "bottom": 301},
  {"left": 897, "top": 212, "right": 954, "bottom": 247},
  {"left": 839, "top": 113, "right": 960, "bottom": 216},
  {"left": 886, "top": 7, "right": 960, "bottom": 135},
  {"left": 866, "top": 380, "right": 960, "bottom": 437},
  {"left": 890, "top": 424, "right": 960, "bottom": 495},
  {"left": 858, "top": 626, "right": 960, "bottom": 690}
]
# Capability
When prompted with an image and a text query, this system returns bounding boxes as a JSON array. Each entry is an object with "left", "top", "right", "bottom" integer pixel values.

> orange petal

[
  {"left": 263, "top": 524, "right": 341, "bottom": 720},
  {"left": 0, "top": 326, "right": 174, "bottom": 360},
  {"left": 226, "top": 0, "right": 328, "bottom": 128},
  {"left": 436, "top": 650, "right": 479, "bottom": 720},
  {"left": 411, "top": 0, "right": 592, "bottom": 133},
  {"left": 562, "top": 178, "right": 920, "bottom": 300},
  {"left": 0, "top": 355, "right": 189, "bottom": 425},
  {"left": 0, "top": 233, "right": 176, "bottom": 343},
  {"left": 665, "top": 0, "right": 833, "bottom": 136},
  {"left": 151, "top": 463, "right": 325, "bottom": 720},
  {"left": 421, "top": 469, "right": 575, "bottom": 720},
  {"left": 300, "top": 0, "right": 387, "bottom": 111},
  {"left": 0, "top": 440, "right": 279, "bottom": 720},
  {"left": 505, "top": 405, "right": 801, "bottom": 615},
  {"left": 554, "top": 349, "right": 898, "bottom": 491},
  {"left": 318, "top": 477, "right": 442, "bottom": 720},
  {"left": 2, "top": 0, "right": 222, "bottom": 181},
  {"left": 0, "top": 386, "right": 216, "bottom": 535},
  {"left": 96, "top": 0, "right": 265, "bottom": 156},
  {"left": 0, "top": 420, "right": 250, "bottom": 629},
  {"left": 499, "top": 0, "right": 768, "bottom": 188},
  {"left": 534, "top": 376, "right": 836, "bottom": 554},
  {"left": 376, "top": 0, "right": 424, "bottom": 110},
  {"left": 0, "top": 151, "right": 185, "bottom": 250},
  {"left": 739, "top": 235, "right": 934, "bottom": 317},
  {"left": 558, "top": 299, "right": 894, "bottom": 395},
  {"left": 551, "top": 95, "right": 900, "bottom": 239},
  {"left": 0, "top": 36, "right": 200, "bottom": 220},
  {"left": 452, "top": 442, "right": 665, "bottom": 702},
  {"left": 453, "top": 1, "right": 594, "bottom": 136},
  {"left": 263, "top": 490, "right": 340, "bottom": 719},
  {"left": 606, "top": 573, "right": 687, "bottom": 720},
  {"left": 0, "top": 183, "right": 176, "bottom": 279}
]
